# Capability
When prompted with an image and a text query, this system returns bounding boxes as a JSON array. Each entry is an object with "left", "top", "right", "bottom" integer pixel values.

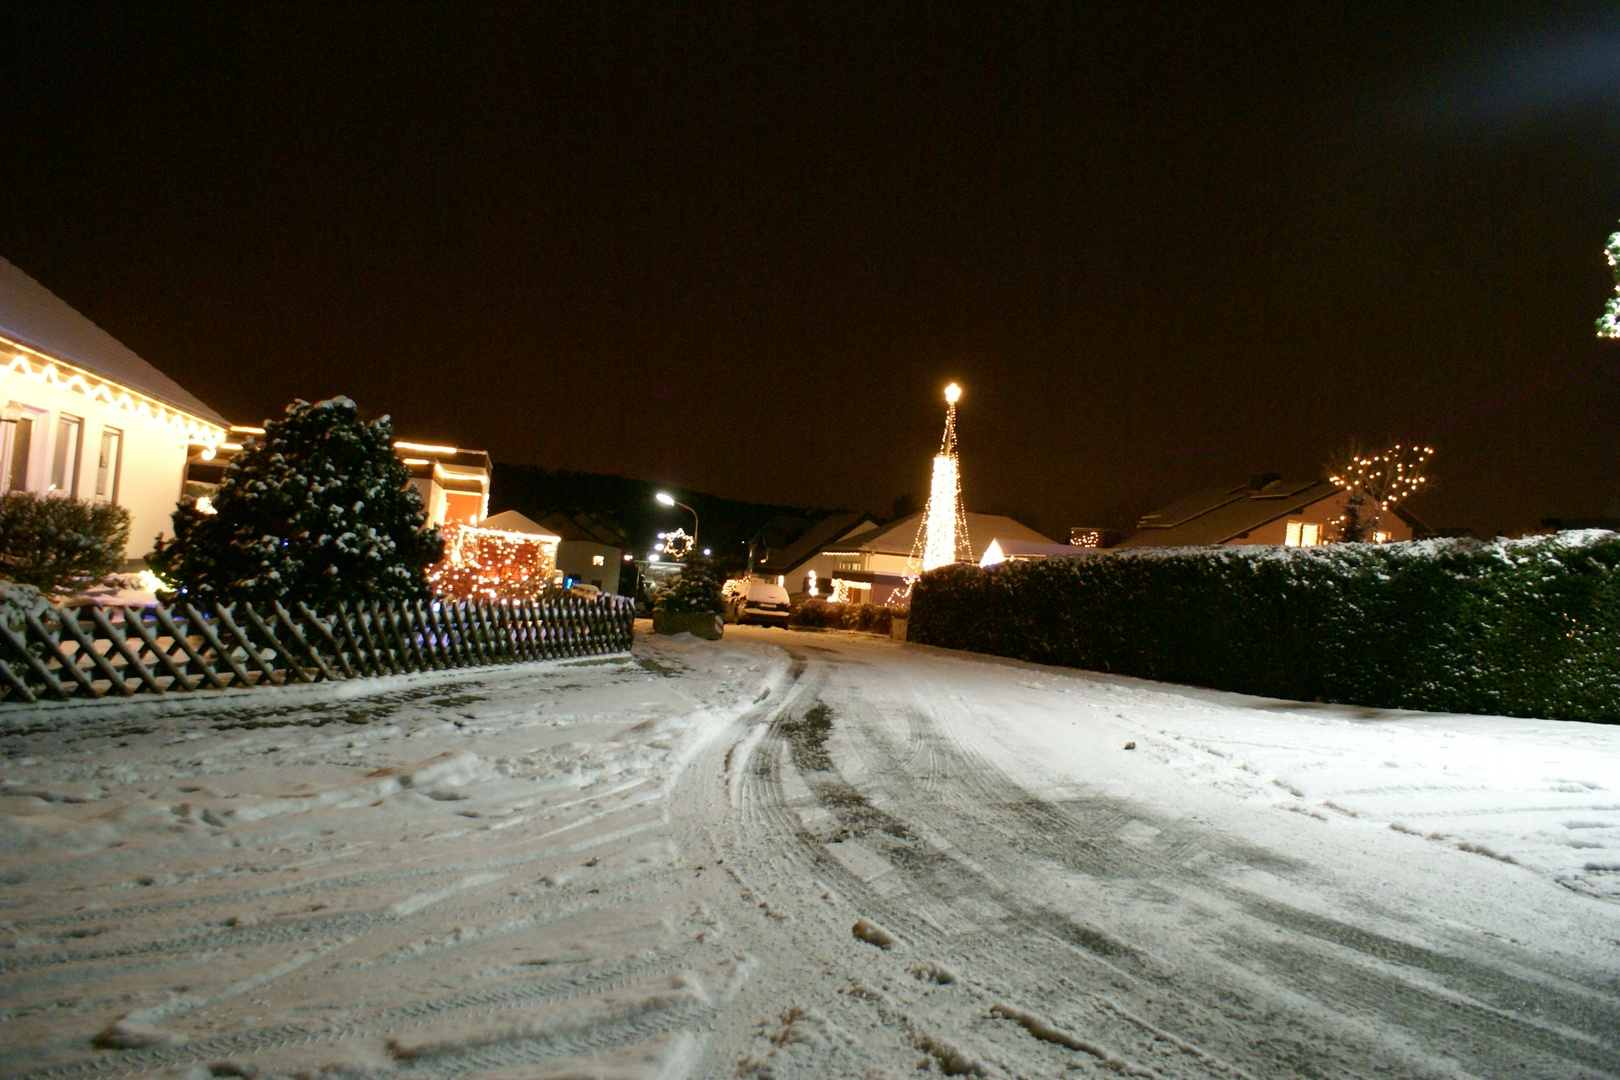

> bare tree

[{"left": 1324, "top": 441, "right": 1433, "bottom": 542}]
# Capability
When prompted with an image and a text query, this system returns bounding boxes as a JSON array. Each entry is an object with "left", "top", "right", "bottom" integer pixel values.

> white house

[
  {"left": 818, "top": 511, "right": 1055, "bottom": 605},
  {"left": 0, "top": 258, "right": 228, "bottom": 566}
]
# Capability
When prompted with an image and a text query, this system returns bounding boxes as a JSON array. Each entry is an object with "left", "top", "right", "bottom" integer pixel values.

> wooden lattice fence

[{"left": 0, "top": 595, "right": 635, "bottom": 704}]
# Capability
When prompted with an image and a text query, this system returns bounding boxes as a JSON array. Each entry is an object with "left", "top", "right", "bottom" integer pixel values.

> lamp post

[{"left": 654, "top": 492, "right": 699, "bottom": 550}]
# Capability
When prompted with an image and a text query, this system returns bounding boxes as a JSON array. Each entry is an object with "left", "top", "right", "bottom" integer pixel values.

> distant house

[
  {"left": 527, "top": 510, "right": 630, "bottom": 594},
  {"left": 820, "top": 512, "right": 1054, "bottom": 605},
  {"left": 0, "top": 258, "right": 229, "bottom": 566},
  {"left": 1115, "top": 474, "right": 1421, "bottom": 549},
  {"left": 753, "top": 511, "right": 881, "bottom": 597}
]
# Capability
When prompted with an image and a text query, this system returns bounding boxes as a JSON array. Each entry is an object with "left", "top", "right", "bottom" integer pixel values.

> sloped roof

[
  {"left": 756, "top": 510, "right": 878, "bottom": 574},
  {"left": 477, "top": 510, "right": 562, "bottom": 541},
  {"left": 1116, "top": 478, "right": 1339, "bottom": 548},
  {"left": 832, "top": 512, "right": 1054, "bottom": 560},
  {"left": 0, "top": 257, "right": 228, "bottom": 426},
  {"left": 982, "top": 538, "right": 1100, "bottom": 564},
  {"left": 531, "top": 510, "right": 626, "bottom": 545}
]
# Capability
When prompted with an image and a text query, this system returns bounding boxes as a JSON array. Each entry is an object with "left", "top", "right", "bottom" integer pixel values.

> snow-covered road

[{"left": 2, "top": 626, "right": 1617, "bottom": 1078}]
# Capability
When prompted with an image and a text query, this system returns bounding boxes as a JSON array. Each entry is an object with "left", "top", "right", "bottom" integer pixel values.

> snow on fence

[{"left": 0, "top": 595, "right": 635, "bottom": 704}]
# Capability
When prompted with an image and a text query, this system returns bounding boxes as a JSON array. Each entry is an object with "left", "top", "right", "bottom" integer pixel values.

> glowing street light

[{"left": 654, "top": 491, "right": 699, "bottom": 549}]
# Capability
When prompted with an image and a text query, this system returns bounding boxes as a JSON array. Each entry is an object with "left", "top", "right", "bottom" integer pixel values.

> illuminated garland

[
  {"left": 893, "top": 383, "right": 971, "bottom": 605},
  {"left": 2, "top": 340, "right": 226, "bottom": 448},
  {"left": 427, "top": 522, "right": 558, "bottom": 601}
]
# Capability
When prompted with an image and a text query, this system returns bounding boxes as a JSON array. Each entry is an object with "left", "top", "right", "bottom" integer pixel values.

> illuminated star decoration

[{"left": 1599, "top": 227, "right": 1620, "bottom": 339}]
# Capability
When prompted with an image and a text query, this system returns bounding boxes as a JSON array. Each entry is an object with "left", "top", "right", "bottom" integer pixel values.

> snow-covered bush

[
  {"left": 790, "top": 598, "right": 896, "bottom": 635},
  {"left": 147, "top": 397, "right": 445, "bottom": 606},
  {"left": 653, "top": 555, "right": 724, "bottom": 615},
  {"left": 910, "top": 532, "right": 1620, "bottom": 722},
  {"left": 0, "top": 579, "right": 51, "bottom": 632},
  {"left": 0, "top": 491, "right": 131, "bottom": 596}
]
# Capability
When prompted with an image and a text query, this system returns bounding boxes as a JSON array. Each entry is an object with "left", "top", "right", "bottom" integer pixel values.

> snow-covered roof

[
  {"left": 0, "top": 257, "right": 228, "bottom": 427},
  {"left": 831, "top": 512, "right": 1054, "bottom": 560},
  {"left": 476, "top": 510, "right": 561, "bottom": 541},
  {"left": 1116, "top": 478, "right": 1341, "bottom": 548},
  {"left": 980, "top": 538, "right": 1100, "bottom": 566}
]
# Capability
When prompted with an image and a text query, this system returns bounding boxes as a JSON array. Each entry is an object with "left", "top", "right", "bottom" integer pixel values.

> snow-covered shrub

[
  {"left": 0, "top": 579, "right": 51, "bottom": 632},
  {"left": 790, "top": 598, "right": 895, "bottom": 635},
  {"left": 653, "top": 555, "right": 724, "bottom": 615},
  {"left": 910, "top": 532, "right": 1620, "bottom": 722},
  {"left": 0, "top": 491, "right": 131, "bottom": 596},
  {"left": 147, "top": 397, "right": 445, "bottom": 606}
]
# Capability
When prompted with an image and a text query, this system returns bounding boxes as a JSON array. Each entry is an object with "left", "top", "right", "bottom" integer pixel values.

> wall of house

[
  {"left": 557, "top": 539, "right": 622, "bottom": 593},
  {"left": 0, "top": 369, "right": 195, "bottom": 564},
  {"left": 1231, "top": 488, "right": 1414, "bottom": 546}
]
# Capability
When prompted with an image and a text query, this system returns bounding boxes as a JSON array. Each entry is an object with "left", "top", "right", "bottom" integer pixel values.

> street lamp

[{"left": 654, "top": 492, "right": 699, "bottom": 548}]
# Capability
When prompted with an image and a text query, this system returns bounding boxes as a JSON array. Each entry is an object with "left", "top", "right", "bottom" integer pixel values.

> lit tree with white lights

[{"left": 1325, "top": 441, "right": 1433, "bottom": 542}]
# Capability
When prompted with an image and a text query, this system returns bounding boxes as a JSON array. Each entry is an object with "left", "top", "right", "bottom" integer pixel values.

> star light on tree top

[{"left": 1598, "top": 227, "right": 1620, "bottom": 338}]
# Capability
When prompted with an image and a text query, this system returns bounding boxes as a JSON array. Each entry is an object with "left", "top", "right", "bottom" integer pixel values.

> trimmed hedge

[
  {"left": 791, "top": 598, "right": 897, "bottom": 635},
  {"left": 909, "top": 532, "right": 1620, "bottom": 723}
]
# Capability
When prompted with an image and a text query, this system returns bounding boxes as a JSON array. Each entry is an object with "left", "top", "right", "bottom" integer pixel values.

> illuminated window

[
  {"left": 1, "top": 407, "right": 35, "bottom": 492},
  {"left": 836, "top": 558, "right": 862, "bottom": 571},
  {"left": 50, "top": 414, "right": 83, "bottom": 495},
  {"left": 1284, "top": 521, "right": 1321, "bottom": 547},
  {"left": 1373, "top": 531, "right": 1389, "bottom": 544},
  {"left": 95, "top": 427, "right": 122, "bottom": 502},
  {"left": 591, "top": 554, "right": 605, "bottom": 566}
]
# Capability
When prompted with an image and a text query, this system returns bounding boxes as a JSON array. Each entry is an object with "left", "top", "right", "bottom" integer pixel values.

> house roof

[
  {"left": 981, "top": 538, "right": 1100, "bottom": 565},
  {"left": 831, "top": 512, "right": 1054, "bottom": 560},
  {"left": 1115, "top": 477, "right": 1341, "bottom": 548},
  {"left": 0, "top": 257, "right": 229, "bottom": 427},
  {"left": 531, "top": 510, "right": 627, "bottom": 545},
  {"left": 756, "top": 510, "right": 879, "bottom": 574},
  {"left": 476, "top": 510, "right": 561, "bottom": 541}
]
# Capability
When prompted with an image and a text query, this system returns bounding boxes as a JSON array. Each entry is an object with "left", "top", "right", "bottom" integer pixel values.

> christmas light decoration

[
  {"left": 3, "top": 340, "right": 226, "bottom": 448},
  {"left": 1327, "top": 443, "right": 1433, "bottom": 542},
  {"left": 885, "top": 383, "right": 972, "bottom": 606},
  {"left": 1598, "top": 227, "right": 1620, "bottom": 338},
  {"left": 427, "top": 521, "right": 558, "bottom": 601},
  {"left": 659, "top": 528, "right": 694, "bottom": 560}
]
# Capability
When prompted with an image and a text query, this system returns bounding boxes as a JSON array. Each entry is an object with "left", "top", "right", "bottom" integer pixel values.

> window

[
  {"left": 51, "top": 414, "right": 83, "bottom": 495},
  {"left": 591, "top": 554, "right": 605, "bottom": 566},
  {"left": 1373, "top": 531, "right": 1389, "bottom": 544},
  {"left": 2, "top": 409, "right": 34, "bottom": 492},
  {"left": 96, "top": 427, "right": 123, "bottom": 503},
  {"left": 836, "top": 558, "right": 862, "bottom": 571},
  {"left": 1284, "top": 521, "right": 1320, "bottom": 547}
]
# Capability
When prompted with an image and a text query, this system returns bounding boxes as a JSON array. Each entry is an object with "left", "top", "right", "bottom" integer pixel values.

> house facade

[
  {"left": 819, "top": 512, "right": 1055, "bottom": 606},
  {"left": 1116, "top": 475, "right": 1420, "bottom": 549},
  {"left": 0, "top": 258, "right": 228, "bottom": 565}
]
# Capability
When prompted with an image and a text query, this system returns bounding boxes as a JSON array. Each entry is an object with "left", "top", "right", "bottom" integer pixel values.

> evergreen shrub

[
  {"left": 909, "top": 532, "right": 1620, "bottom": 722},
  {"left": 790, "top": 598, "right": 896, "bottom": 635},
  {"left": 0, "top": 491, "right": 131, "bottom": 596},
  {"left": 148, "top": 397, "right": 444, "bottom": 606},
  {"left": 654, "top": 555, "right": 724, "bottom": 615}
]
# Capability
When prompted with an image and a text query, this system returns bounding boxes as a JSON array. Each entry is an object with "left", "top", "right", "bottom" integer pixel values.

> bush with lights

[
  {"left": 910, "top": 532, "right": 1620, "bottom": 723},
  {"left": 0, "top": 491, "right": 131, "bottom": 597},
  {"left": 148, "top": 397, "right": 444, "bottom": 606},
  {"left": 653, "top": 554, "right": 724, "bottom": 615}
]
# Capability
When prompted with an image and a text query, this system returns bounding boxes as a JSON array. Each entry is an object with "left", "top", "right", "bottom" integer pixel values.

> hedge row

[
  {"left": 791, "top": 598, "right": 897, "bottom": 635},
  {"left": 908, "top": 532, "right": 1620, "bottom": 723}
]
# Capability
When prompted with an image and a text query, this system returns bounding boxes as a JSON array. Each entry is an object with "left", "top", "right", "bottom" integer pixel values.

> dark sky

[{"left": 4, "top": 3, "right": 1620, "bottom": 538}]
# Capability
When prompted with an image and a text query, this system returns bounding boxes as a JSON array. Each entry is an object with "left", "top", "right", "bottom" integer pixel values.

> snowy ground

[{"left": 1, "top": 625, "right": 1617, "bottom": 1079}]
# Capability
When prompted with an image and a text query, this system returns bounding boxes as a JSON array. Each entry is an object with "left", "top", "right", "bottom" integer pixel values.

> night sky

[{"left": 4, "top": 3, "right": 1620, "bottom": 539}]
